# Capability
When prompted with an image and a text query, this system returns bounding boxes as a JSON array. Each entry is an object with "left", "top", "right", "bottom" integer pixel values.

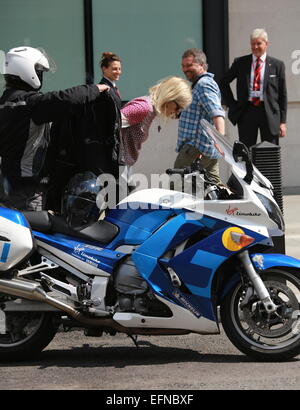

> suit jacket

[
  {"left": 220, "top": 54, "right": 287, "bottom": 135},
  {"left": 100, "top": 77, "right": 122, "bottom": 109},
  {"left": 45, "top": 90, "right": 121, "bottom": 211}
]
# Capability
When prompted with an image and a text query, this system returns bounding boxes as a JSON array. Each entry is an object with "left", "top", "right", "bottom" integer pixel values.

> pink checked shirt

[{"left": 120, "top": 96, "right": 156, "bottom": 166}]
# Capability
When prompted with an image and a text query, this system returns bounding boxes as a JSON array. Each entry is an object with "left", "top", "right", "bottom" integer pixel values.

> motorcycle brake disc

[{"left": 241, "top": 281, "right": 299, "bottom": 338}]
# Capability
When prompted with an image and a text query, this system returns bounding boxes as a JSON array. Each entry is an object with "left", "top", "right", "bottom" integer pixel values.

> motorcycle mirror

[
  {"left": 232, "top": 141, "right": 254, "bottom": 184},
  {"left": 233, "top": 141, "right": 250, "bottom": 162}
]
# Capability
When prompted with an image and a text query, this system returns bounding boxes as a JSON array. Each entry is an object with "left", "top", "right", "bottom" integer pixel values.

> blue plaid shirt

[{"left": 177, "top": 73, "right": 225, "bottom": 159}]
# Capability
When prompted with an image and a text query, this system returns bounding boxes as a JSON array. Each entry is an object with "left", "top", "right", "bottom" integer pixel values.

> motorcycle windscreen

[{"left": 200, "top": 119, "right": 272, "bottom": 190}]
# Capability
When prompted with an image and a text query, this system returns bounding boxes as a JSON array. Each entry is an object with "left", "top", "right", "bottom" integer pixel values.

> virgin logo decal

[
  {"left": 225, "top": 205, "right": 261, "bottom": 217},
  {"left": 226, "top": 205, "right": 239, "bottom": 216}
]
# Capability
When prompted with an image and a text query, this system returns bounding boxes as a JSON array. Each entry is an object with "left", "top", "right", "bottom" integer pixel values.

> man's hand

[{"left": 279, "top": 123, "right": 287, "bottom": 138}]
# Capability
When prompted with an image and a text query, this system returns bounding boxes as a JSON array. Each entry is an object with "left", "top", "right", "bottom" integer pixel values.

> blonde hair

[
  {"left": 149, "top": 76, "right": 192, "bottom": 117},
  {"left": 251, "top": 28, "right": 268, "bottom": 42}
]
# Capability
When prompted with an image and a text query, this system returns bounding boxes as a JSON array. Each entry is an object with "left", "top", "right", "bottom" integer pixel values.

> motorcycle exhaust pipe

[
  {"left": 0, "top": 277, "right": 83, "bottom": 319},
  {"left": 0, "top": 277, "right": 120, "bottom": 329},
  {"left": 0, "top": 278, "right": 190, "bottom": 336}
]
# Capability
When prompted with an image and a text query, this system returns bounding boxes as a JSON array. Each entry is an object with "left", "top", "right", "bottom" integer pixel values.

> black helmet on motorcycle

[{"left": 62, "top": 172, "right": 102, "bottom": 230}]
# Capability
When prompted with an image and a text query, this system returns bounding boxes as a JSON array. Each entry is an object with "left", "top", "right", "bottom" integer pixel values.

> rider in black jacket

[{"left": 0, "top": 46, "right": 111, "bottom": 211}]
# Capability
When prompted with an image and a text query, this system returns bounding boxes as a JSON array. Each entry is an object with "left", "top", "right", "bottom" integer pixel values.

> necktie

[
  {"left": 115, "top": 86, "right": 121, "bottom": 98},
  {"left": 252, "top": 57, "right": 262, "bottom": 106}
]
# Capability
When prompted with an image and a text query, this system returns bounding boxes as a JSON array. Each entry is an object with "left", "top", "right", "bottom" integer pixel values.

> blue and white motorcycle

[{"left": 1, "top": 120, "right": 300, "bottom": 362}]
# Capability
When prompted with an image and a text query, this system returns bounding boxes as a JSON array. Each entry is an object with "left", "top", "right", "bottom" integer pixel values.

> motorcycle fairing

[
  {"left": 0, "top": 208, "right": 33, "bottom": 271},
  {"left": 33, "top": 231, "right": 125, "bottom": 274},
  {"left": 105, "top": 207, "right": 174, "bottom": 249},
  {"left": 251, "top": 253, "right": 300, "bottom": 271},
  {"left": 131, "top": 210, "right": 267, "bottom": 321},
  {"left": 0, "top": 207, "right": 30, "bottom": 228}
]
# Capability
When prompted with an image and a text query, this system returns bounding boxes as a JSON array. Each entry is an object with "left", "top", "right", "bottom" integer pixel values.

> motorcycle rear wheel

[
  {"left": 0, "top": 308, "right": 59, "bottom": 361},
  {"left": 221, "top": 269, "right": 300, "bottom": 361}
]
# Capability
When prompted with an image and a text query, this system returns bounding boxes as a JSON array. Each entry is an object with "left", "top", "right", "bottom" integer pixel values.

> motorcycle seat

[{"left": 22, "top": 211, "right": 119, "bottom": 244}]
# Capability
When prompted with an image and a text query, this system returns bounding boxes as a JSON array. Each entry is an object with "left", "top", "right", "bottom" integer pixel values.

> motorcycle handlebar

[
  {"left": 165, "top": 168, "right": 190, "bottom": 176},
  {"left": 166, "top": 159, "right": 206, "bottom": 177}
]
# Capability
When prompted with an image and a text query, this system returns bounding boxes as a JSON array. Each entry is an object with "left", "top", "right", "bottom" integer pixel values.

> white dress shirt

[{"left": 249, "top": 53, "right": 267, "bottom": 101}]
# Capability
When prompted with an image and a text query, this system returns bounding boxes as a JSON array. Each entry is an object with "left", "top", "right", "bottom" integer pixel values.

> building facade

[
  {"left": 135, "top": 0, "right": 300, "bottom": 194},
  {"left": 227, "top": 0, "right": 300, "bottom": 193},
  {"left": 1, "top": 0, "right": 299, "bottom": 191}
]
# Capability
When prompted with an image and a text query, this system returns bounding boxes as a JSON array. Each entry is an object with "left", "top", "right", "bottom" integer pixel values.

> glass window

[
  {"left": 93, "top": 0, "right": 203, "bottom": 101},
  {"left": 0, "top": 0, "right": 85, "bottom": 93}
]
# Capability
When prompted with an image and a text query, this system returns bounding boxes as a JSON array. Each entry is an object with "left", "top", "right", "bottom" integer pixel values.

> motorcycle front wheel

[
  {"left": 221, "top": 268, "right": 300, "bottom": 361},
  {"left": 0, "top": 307, "right": 59, "bottom": 361}
]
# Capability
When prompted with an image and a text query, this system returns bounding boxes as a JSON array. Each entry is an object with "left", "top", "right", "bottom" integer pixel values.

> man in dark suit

[{"left": 220, "top": 28, "right": 287, "bottom": 147}]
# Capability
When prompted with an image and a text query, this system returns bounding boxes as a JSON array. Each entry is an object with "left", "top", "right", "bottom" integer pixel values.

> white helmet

[{"left": 4, "top": 46, "right": 55, "bottom": 89}]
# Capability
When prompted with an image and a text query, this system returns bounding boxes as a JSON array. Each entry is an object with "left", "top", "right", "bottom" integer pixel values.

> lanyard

[
  {"left": 252, "top": 59, "right": 266, "bottom": 77},
  {"left": 249, "top": 59, "right": 266, "bottom": 99},
  {"left": 252, "top": 59, "right": 266, "bottom": 92}
]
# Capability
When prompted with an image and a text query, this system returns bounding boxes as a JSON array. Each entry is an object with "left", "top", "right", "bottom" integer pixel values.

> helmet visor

[
  {"left": 64, "top": 195, "right": 100, "bottom": 230},
  {"left": 0, "top": 49, "right": 5, "bottom": 75},
  {"left": 37, "top": 47, "right": 57, "bottom": 73},
  {"left": 0, "top": 50, "right": 5, "bottom": 89}
]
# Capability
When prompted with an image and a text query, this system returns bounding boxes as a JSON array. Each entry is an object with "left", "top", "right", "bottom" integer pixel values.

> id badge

[{"left": 250, "top": 90, "right": 261, "bottom": 98}]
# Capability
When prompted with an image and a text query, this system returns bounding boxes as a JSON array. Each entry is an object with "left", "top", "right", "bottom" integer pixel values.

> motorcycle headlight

[{"left": 255, "top": 192, "right": 285, "bottom": 233}]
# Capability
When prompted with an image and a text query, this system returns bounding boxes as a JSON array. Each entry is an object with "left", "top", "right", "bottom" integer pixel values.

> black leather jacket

[{"left": 0, "top": 84, "right": 103, "bottom": 180}]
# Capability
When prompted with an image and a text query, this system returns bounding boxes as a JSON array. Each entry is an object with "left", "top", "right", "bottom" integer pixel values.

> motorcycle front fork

[{"left": 238, "top": 250, "right": 277, "bottom": 314}]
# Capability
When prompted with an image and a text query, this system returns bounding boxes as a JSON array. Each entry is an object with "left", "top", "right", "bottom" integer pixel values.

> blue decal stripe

[
  {"left": 186, "top": 283, "right": 211, "bottom": 298},
  {"left": 0, "top": 243, "right": 11, "bottom": 263},
  {"left": 191, "top": 249, "right": 226, "bottom": 269}
]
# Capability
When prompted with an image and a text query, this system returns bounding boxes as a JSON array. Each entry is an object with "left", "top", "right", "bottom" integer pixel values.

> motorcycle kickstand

[{"left": 128, "top": 334, "right": 139, "bottom": 349}]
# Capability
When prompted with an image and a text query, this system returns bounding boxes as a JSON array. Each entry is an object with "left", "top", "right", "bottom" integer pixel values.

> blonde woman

[{"left": 120, "top": 76, "right": 192, "bottom": 167}]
